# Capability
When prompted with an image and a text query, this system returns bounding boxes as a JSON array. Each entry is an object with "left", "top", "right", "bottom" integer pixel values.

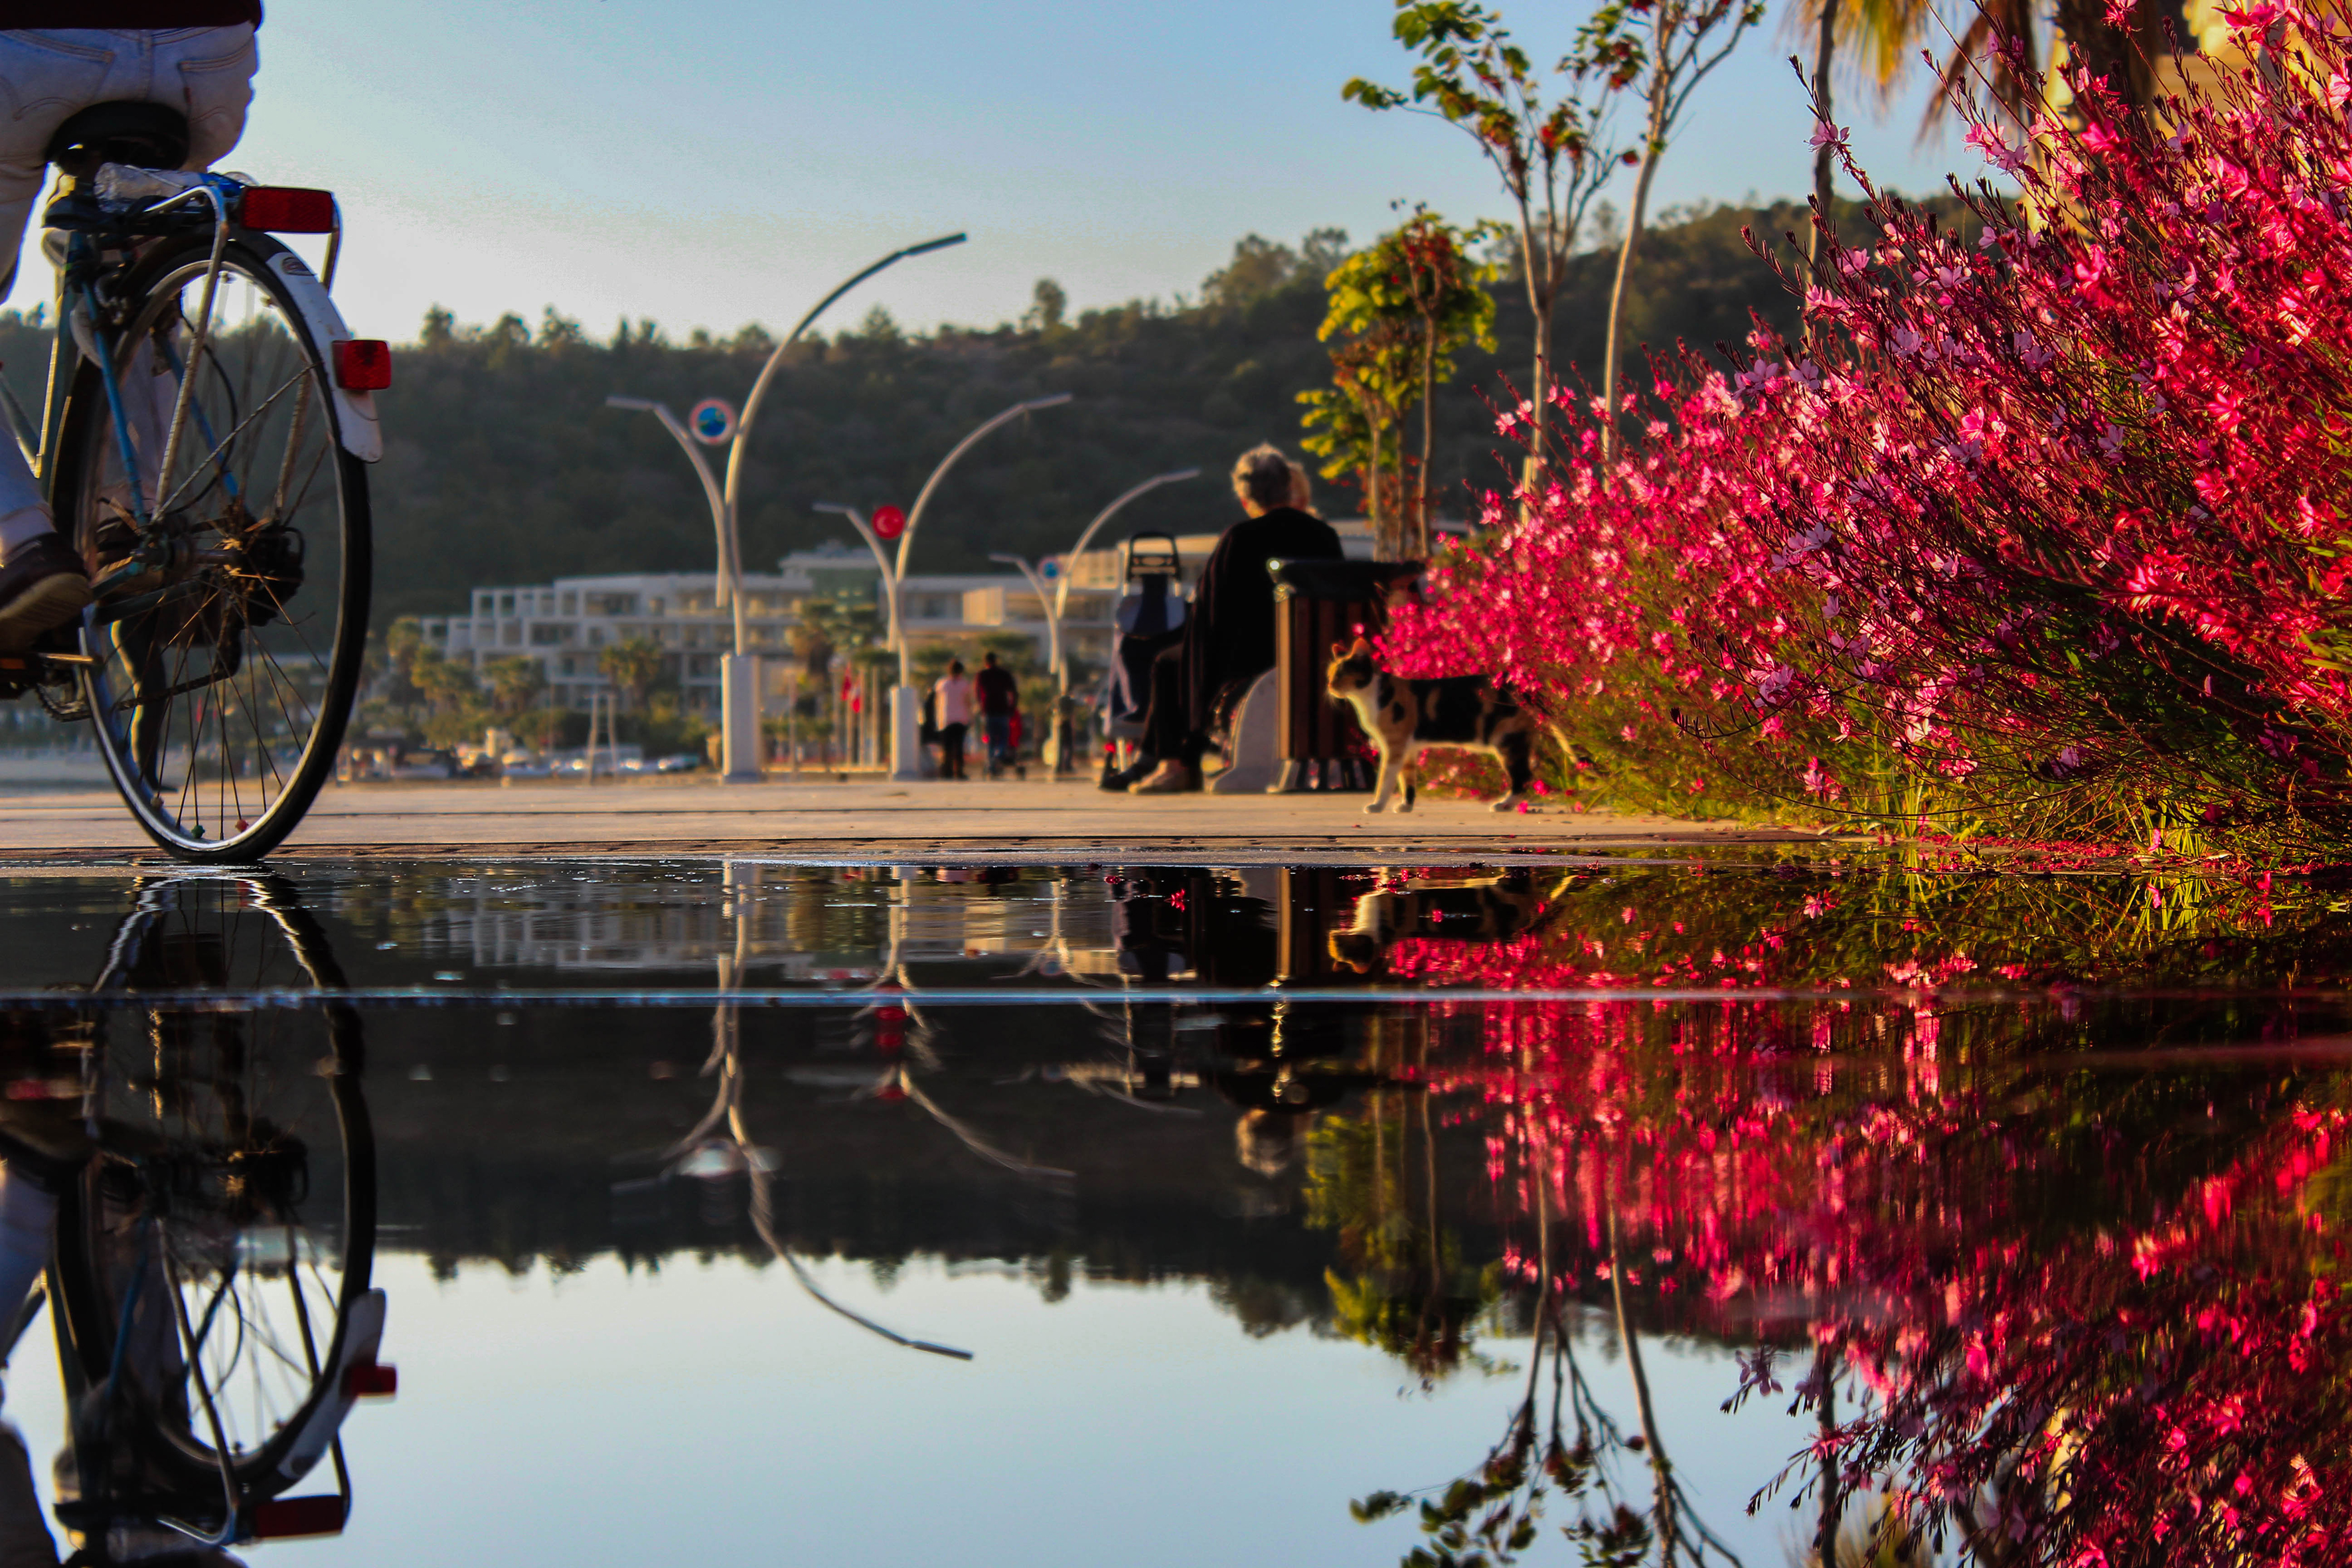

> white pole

[
  {"left": 815, "top": 502, "right": 919, "bottom": 781},
  {"left": 866, "top": 395, "right": 1071, "bottom": 782},
  {"left": 605, "top": 396, "right": 763, "bottom": 782}
]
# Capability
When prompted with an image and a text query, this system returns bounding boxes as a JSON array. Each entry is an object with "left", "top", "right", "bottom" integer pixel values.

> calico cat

[{"left": 1324, "top": 637, "right": 1537, "bottom": 814}]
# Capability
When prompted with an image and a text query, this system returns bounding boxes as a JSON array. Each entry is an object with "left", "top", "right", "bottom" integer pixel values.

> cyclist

[{"left": 0, "top": 11, "right": 262, "bottom": 650}]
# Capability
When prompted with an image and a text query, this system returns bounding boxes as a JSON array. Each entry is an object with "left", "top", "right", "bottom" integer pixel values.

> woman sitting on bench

[{"left": 1119, "top": 445, "right": 1342, "bottom": 795}]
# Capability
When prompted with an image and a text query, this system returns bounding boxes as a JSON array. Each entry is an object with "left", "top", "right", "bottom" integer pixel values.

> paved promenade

[{"left": 0, "top": 775, "right": 1830, "bottom": 862}]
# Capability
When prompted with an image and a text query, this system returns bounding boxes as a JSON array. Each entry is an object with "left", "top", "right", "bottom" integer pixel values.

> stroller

[{"left": 1096, "top": 532, "right": 1186, "bottom": 783}]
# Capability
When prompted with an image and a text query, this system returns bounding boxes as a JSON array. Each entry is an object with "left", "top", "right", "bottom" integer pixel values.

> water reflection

[
  {"left": 0, "top": 876, "right": 387, "bottom": 1562},
  {"left": 0, "top": 862, "right": 2341, "bottom": 1565}
]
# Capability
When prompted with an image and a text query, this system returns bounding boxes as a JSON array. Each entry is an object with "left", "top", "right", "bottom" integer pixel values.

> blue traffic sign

[{"left": 688, "top": 398, "right": 737, "bottom": 445}]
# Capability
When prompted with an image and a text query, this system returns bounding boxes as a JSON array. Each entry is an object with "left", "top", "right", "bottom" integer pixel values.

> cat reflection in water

[
  {"left": 1326, "top": 872, "right": 1554, "bottom": 975},
  {"left": 1324, "top": 639, "right": 1538, "bottom": 814}
]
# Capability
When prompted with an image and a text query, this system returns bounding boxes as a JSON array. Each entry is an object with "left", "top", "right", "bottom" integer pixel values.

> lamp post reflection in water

[{"left": 662, "top": 860, "right": 972, "bottom": 1359}]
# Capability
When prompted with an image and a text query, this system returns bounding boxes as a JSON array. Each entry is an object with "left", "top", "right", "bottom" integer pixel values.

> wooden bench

[{"left": 1263, "top": 558, "right": 1423, "bottom": 794}]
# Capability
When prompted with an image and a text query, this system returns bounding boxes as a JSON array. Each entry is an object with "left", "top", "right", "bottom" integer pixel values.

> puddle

[{"left": 0, "top": 859, "right": 2337, "bottom": 1565}]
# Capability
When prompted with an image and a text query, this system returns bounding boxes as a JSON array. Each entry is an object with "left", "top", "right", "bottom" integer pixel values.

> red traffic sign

[{"left": 872, "top": 505, "right": 906, "bottom": 541}]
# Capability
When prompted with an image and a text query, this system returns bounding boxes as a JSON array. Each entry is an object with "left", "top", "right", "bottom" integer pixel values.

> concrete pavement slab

[{"left": 0, "top": 775, "right": 1836, "bottom": 863}]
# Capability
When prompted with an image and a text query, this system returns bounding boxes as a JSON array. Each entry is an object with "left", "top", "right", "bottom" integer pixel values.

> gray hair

[{"left": 1231, "top": 444, "right": 1295, "bottom": 509}]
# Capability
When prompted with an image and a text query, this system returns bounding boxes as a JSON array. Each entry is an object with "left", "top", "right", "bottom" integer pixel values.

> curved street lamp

[
  {"left": 858, "top": 393, "right": 1073, "bottom": 781},
  {"left": 613, "top": 232, "right": 968, "bottom": 783}
]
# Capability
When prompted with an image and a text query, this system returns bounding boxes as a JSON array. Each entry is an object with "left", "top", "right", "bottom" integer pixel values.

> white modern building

[
  {"left": 418, "top": 544, "right": 1101, "bottom": 714},
  {"left": 415, "top": 521, "right": 1378, "bottom": 718}
]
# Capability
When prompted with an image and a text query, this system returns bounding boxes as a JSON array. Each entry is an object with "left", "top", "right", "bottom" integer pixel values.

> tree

[
  {"left": 1346, "top": 3, "right": 1624, "bottom": 484},
  {"left": 1201, "top": 234, "right": 1302, "bottom": 307},
  {"left": 410, "top": 646, "right": 479, "bottom": 714},
  {"left": 1392, "top": 210, "right": 1498, "bottom": 554},
  {"left": 1302, "top": 219, "right": 1496, "bottom": 560},
  {"left": 1301, "top": 248, "right": 1421, "bottom": 557},
  {"left": 1024, "top": 278, "right": 1067, "bottom": 333},
  {"left": 1577, "top": 0, "right": 1764, "bottom": 459},
  {"left": 598, "top": 636, "right": 663, "bottom": 714},
  {"left": 483, "top": 654, "right": 544, "bottom": 716}
]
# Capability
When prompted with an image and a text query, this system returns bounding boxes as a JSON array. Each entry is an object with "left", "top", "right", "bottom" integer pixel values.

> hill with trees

[{"left": 0, "top": 198, "right": 1824, "bottom": 623}]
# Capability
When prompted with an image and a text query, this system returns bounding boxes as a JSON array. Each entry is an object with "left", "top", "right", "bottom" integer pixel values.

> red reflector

[
  {"left": 240, "top": 187, "right": 335, "bottom": 233},
  {"left": 249, "top": 1496, "right": 347, "bottom": 1539},
  {"left": 344, "top": 1360, "right": 398, "bottom": 1398},
  {"left": 335, "top": 340, "right": 391, "bottom": 392}
]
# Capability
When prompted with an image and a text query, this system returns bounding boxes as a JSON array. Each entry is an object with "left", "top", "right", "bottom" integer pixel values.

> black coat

[{"left": 1183, "top": 507, "right": 1343, "bottom": 732}]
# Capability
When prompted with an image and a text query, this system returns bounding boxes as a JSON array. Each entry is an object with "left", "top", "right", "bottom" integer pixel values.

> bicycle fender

[
  {"left": 279, "top": 1286, "right": 387, "bottom": 1481},
  {"left": 264, "top": 252, "right": 384, "bottom": 464}
]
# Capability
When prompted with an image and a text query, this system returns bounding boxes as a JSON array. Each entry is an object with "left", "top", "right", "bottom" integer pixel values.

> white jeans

[{"left": 0, "top": 27, "right": 257, "bottom": 527}]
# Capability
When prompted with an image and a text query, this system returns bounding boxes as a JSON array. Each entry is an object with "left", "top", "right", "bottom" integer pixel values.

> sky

[
  {"left": 13, "top": 0, "right": 1967, "bottom": 345},
  {"left": 3, "top": 1252, "right": 1818, "bottom": 1566}
]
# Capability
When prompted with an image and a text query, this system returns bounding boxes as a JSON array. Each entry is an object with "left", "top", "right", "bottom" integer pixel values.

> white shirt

[{"left": 934, "top": 674, "right": 974, "bottom": 726}]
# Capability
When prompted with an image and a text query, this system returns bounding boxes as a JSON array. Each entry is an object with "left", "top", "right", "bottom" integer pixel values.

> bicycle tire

[
  {"left": 50, "top": 228, "right": 371, "bottom": 862},
  {"left": 50, "top": 880, "right": 376, "bottom": 1495}
]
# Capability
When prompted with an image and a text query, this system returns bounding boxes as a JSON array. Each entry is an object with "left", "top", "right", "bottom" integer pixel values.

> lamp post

[
  {"left": 986, "top": 552, "right": 1061, "bottom": 681},
  {"left": 811, "top": 501, "right": 898, "bottom": 769},
  {"left": 603, "top": 394, "right": 746, "bottom": 770},
  {"left": 988, "top": 551, "right": 1066, "bottom": 776},
  {"left": 612, "top": 232, "right": 967, "bottom": 784},
  {"left": 835, "top": 393, "right": 1073, "bottom": 781},
  {"left": 721, "top": 235, "right": 965, "bottom": 783}
]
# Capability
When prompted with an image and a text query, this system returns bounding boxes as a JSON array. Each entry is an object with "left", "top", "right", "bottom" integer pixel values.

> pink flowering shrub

[{"left": 1383, "top": 8, "right": 2352, "bottom": 848}]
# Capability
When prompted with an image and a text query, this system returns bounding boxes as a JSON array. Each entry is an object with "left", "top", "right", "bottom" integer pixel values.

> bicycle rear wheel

[
  {"left": 52, "top": 877, "right": 376, "bottom": 1495},
  {"left": 52, "top": 230, "right": 371, "bottom": 861}
]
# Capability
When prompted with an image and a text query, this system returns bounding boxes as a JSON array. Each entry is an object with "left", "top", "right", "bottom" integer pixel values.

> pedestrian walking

[
  {"left": 933, "top": 659, "right": 975, "bottom": 780},
  {"left": 976, "top": 651, "right": 1022, "bottom": 779}
]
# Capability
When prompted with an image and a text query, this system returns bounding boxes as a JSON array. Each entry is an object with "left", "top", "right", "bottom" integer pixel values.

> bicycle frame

[{"left": 27, "top": 178, "right": 378, "bottom": 564}]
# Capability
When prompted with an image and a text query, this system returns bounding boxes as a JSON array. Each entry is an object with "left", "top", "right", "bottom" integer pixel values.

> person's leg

[
  {"left": 0, "top": 27, "right": 253, "bottom": 647},
  {"left": 0, "top": 33, "right": 125, "bottom": 642},
  {"left": 1130, "top": 645, "right": 1203, "bottom": 793}
]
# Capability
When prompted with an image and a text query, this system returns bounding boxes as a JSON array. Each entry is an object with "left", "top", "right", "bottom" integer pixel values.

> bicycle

[
  {"left": 0, "top": 102, "right": 384, "bottom": 862},
  {"left": 8, "top": 874, "right": 390, "bottom": 1558}
]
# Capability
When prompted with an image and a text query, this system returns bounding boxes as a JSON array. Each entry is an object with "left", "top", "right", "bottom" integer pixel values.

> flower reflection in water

[{"left": 1338, "top": 937, "right": 2352, "bottom": 1567}]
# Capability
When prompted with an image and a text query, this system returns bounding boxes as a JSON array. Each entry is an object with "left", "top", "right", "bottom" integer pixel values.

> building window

[
  {"left": 502, "top": 623, "right": 522, "bottom": 646},
  {"left": 530, "top": 623, "right": 570, "bottom": 646},
  {"left": 560, "top": 592, "right": 578, "bottom": 615}
]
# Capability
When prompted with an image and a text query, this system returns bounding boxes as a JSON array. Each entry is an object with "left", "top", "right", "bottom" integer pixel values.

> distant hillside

[{"left": 0, "top": 200, "right": 1818, "bottom": 622}]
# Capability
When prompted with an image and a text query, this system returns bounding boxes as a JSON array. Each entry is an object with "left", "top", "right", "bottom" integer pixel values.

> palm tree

[
  {"left": 597, "top": 636, "right": 663, "bottom": 714},
  {"left": 1796, "top": 0, "right": 2173, "bottom": 157},
  {"left": 483, "top": 655, "right": 543, "bottom": 716}
]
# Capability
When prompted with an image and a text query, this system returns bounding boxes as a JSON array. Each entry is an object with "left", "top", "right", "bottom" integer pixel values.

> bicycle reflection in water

[{"left": 0, "top": 877, "right": 388, "bottom": 1566}]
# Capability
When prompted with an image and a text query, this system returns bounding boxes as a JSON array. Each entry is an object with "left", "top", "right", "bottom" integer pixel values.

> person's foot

[
  {"left": 1128, "top": 760, "right": 1199, "bottom": 795},
  {"left": 0, "top": 534, "right": 90, "bottom": 652},
  {"left": 1101, "top": 758, "right": 1154, "bottom": 792}
]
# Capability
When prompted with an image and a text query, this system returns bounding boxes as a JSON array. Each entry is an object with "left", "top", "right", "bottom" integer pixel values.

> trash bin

[{"left": 1267, "top": 559, "right": 1424, "bottom": 793}]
